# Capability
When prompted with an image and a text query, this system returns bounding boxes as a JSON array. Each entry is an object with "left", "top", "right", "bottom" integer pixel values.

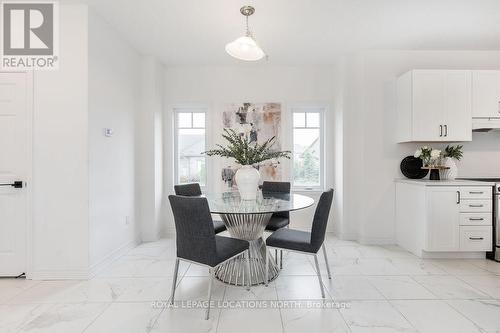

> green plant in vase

[
  {"left": 204, "top": 128, "right": 291, "bottom": 200},
  {"left": 414, "top": 146, "right": 441, "bottom": 167},
  {"left": 441, "top": 145, "right": 463, "bottom": 180},
  {"left": 443, "top": 145, "right": 464, "bottom": 160},
  {"left": 204, "top": 128, "right": 291, "bottom": 165}
]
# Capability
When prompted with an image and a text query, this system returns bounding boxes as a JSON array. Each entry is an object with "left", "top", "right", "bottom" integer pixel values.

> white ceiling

[{"left": 82, "top": 0, "right": 500, "bottom": 65}]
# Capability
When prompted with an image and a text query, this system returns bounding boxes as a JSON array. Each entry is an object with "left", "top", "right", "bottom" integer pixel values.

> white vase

[
  {"left": 440, "top": 157, "right": 458, "bottom": 180},
  {"left": 235, "top": 165, "right": 260, "bottom": 200}
]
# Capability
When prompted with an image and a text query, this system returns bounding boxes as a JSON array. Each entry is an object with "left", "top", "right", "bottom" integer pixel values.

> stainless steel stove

[{"left": 463, "top": 179, "right": 500, "bottom": 261}]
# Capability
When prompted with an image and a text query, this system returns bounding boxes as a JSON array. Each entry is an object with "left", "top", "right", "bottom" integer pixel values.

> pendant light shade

[
  {"left": 226, "top": 6, "right": 266, "bottom": 61},
  {"left": 225, "top": 36, "right": 265, "bottom": 61}
]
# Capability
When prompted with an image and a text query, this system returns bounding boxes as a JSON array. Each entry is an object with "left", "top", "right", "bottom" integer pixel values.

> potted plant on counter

[
  {"left": 414, "top": 146, "right": 441, "bottom": 167},
  {"left": 414, "top": 146, "right": 442, "bottom": 180},
  {"left": 440, "top": 145, "right": 463, "bottom": 180},
  {"left": 204, "top": 128, "right": 291, "bottom": 200}
]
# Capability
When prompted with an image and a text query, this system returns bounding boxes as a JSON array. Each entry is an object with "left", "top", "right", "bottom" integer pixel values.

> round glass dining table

[{"left": 204, "top": 191, "right": 314, "bottom": 286}]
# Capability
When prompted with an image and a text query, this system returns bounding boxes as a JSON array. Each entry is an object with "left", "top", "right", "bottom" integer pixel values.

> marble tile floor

[{"left": 1, "top": 234, "right": 500, "bottom": 333}]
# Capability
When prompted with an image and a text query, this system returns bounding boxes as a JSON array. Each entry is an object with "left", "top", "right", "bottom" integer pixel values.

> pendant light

[{"left": 225, "top": 6, "right": 266, "bottom": 61}]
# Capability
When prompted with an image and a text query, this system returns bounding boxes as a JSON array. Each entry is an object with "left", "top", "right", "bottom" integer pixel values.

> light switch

[{"left": 104, "top": 128, "right": 114, "bottom": 137}]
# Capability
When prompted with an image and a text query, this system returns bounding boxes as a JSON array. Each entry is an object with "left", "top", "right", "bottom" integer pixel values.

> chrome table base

[{"left": 215, "top": 213, "right": 279, "bottom": 286}]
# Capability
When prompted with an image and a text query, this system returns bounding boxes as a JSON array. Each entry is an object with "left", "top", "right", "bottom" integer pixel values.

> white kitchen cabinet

[
  {"left": 472, "top": 70, "right": 500, "bottom": 118},
  {"left": 426, "top": 187, "right": 460, "bottom": 251},
  {"left": 397, "top": 70, "right": 472, "bottom": 142},
  {"left": 459, "top": 199, "right": 492, "bottom": 213},
  {"left": 460, "top": 226, "right": 492, "bottom": 252},
  {"left": 459, "top": 213, "right": 493, "bottom": 227},
  {"left": 395, "top": 179, "right": 493, "bottom": 258},
  {"left": 459, "top": 187, "right": 493, "bottom": 200}
]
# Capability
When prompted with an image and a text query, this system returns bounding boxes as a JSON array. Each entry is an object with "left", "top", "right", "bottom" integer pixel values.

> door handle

[
  {"left": 0, "top": 181, "right": 23, "bottom": 188},
  {"left": 456, "top": 191, "right": 461, "bottom": 204},
  {"left": 440, "top": 125, "right": 443, "bottom": 137},
  {"left": 444, "top": 125, "right": 448, "bottom": 137}
]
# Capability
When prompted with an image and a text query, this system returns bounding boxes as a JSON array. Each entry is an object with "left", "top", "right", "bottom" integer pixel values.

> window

[
  {"left": 292, "top": 109, "right": 323, "bottom": 189},
  {"left": 174, "top": 109, "right": 207, "bottom": 186}
]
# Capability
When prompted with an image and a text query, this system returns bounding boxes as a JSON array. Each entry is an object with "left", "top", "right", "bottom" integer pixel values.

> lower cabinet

[
  {"left": 396, "top": 182, "right": 493, "bottom": 257},
  {"left": 459, "top": 226, "right": 492, "bottom": 251},
  {"left": 426, "top": 187, "right": 460, "bottom": 251},
  {"left": 459, "top": 213, "right": 493, "bottom": 226}
]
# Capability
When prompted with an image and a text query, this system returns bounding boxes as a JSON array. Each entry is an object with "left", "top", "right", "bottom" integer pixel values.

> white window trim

[
  {"left": 291, "top": 106, "right": 326, "bottom": 191},
  {"left": 173, "top": 106, "right": 209, "bottom": 189}
]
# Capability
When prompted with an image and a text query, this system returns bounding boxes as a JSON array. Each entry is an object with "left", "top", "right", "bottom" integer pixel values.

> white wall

[
  {"left": 163, "top": 66, "right": 337, "bottom": 234},
  {"left": 137, "top": 57, "right": 164, "bottom": 241},
  {"left": 88, "top": 10, "right": 140, "bottom": 271},
  {"left": 337, "top": 54, "right": 367, "bottom": 240},
  {"left": 340, "top": 50, "right": 500, "bottom": 244},
  {"left": 331, "top": 60, "right": 346, "bottom": 237},
  {"left": 32, "top": 4, "right": 89, "bottom": 278},
  {"left": 30, "top": 4, "right": 143, "bottom": 279}
]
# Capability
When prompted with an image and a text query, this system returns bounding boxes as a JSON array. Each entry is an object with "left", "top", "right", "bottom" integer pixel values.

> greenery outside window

[{"left": 292, "top": 108, "right": 324, "bottom": 190}]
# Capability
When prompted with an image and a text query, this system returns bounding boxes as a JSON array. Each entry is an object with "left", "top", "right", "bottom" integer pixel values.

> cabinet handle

[
  {"left": 439, "top": 125, "right": 443, "bottom": 137},
  {"left": 444, "top": 125, "right": 448, "bottom": 137},
  {"left": 0, "top": 181, "right": 23, "bottom": 188},
  {"left": 456, "top": 191, "right": 461, "bottom": 204},
  {"left": 469, "top": 218, "right": 485, "bottom": 221},
  {"left": 469, "top": 204, "right": 484, "bottom": 208},
  {"left": 469, "top": 237, "right": 484, "bottom": 241},
  {"left": 469, "top": 191, "right": 484, "bottom": 194}
]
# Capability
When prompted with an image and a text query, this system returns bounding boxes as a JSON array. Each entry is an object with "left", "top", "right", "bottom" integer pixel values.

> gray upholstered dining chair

[
  {"left": 168, "top": 195, "right": 251, "bottom": 319},
  {"left": 174, "top": 183, "right": 227, "bottom": 234},
  {"left": 265, "top": 189, "right": 334, "bottom": 298},
  {"left": 262, "top": 181, "right": 291, "bottom": 269}
]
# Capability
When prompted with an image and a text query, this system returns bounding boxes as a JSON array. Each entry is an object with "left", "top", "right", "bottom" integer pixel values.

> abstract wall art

[{"left": 220, "top": 102, "right": 283, "bottom": 189}]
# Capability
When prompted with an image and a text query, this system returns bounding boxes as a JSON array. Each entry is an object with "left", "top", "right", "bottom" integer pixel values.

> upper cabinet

[
  {"left": 397, "top": 70, "right": 472, "bottom": 143},
  {"left": 472, "top": 70, "right": 500, "bottom": 118}
]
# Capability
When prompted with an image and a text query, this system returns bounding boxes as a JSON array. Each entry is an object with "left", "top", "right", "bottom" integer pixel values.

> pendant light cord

[{"left": 245, "top": 15, "right": 250, "bottom": 37}]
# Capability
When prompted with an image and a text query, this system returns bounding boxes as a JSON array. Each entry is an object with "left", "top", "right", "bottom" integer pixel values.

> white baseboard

[
  {"left": 162, "top": 227, "right": 176, "bottom": 237},
  {"left": 324, "top": 231, "right": 341, "bottom": 238},
  {"left": 88, "top": 240, "right": 139, "bottom": 278},
  {"left": 421, "top": 251, "right": 486, "bottom": 259},
  {"left": 30, "top": 270, "right": 89, "bottom": 280},
  {"left": 358, "top": 237, "right": 396, "bottom": 245},
  {"left": 337, "top": 232, "right": 359, "bottom": 241},
  {"left": 29, "top": 241, "right": 140, "bottom": 280}
]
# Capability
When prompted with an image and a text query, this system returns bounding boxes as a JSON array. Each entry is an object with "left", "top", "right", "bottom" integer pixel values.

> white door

[
  {"left": 472, "top": 70, "right": 500, "bottom": 118},
  {"left": 426, "top": 187, "right": 460, "bottom": 251},
  {"left": 0, "top": 72, "right": 31, "bottom": 276},
  {"left": 412, "top": 70, "right": 446, "bottom": 141},
  {"left": 443, "top": 71, "right": 472, "bottom": 142}
]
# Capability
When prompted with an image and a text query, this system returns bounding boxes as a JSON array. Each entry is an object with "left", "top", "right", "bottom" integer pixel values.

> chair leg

[
  {"left": 322, "top": 243, "right": 332, "bottom": 279},
  {"left": 205, "top": 268, "right": 214, "bottom": 320},
  {"left": 281, "top": 224, "right": 289, "bottom": 269},
  {"left": 313, "top": 255, "right": 326, "bottom": 299},
  {"left": 169, "top": 258, "right": 179, "bottom": 305},
  {"left": 265, "top": 249, "right": 269, "bottom": 287}
]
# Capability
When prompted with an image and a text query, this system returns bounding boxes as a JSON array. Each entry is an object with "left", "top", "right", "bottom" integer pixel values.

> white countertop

[{"left": 395, "top": 178, "right": 496, "bottom": 186}]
